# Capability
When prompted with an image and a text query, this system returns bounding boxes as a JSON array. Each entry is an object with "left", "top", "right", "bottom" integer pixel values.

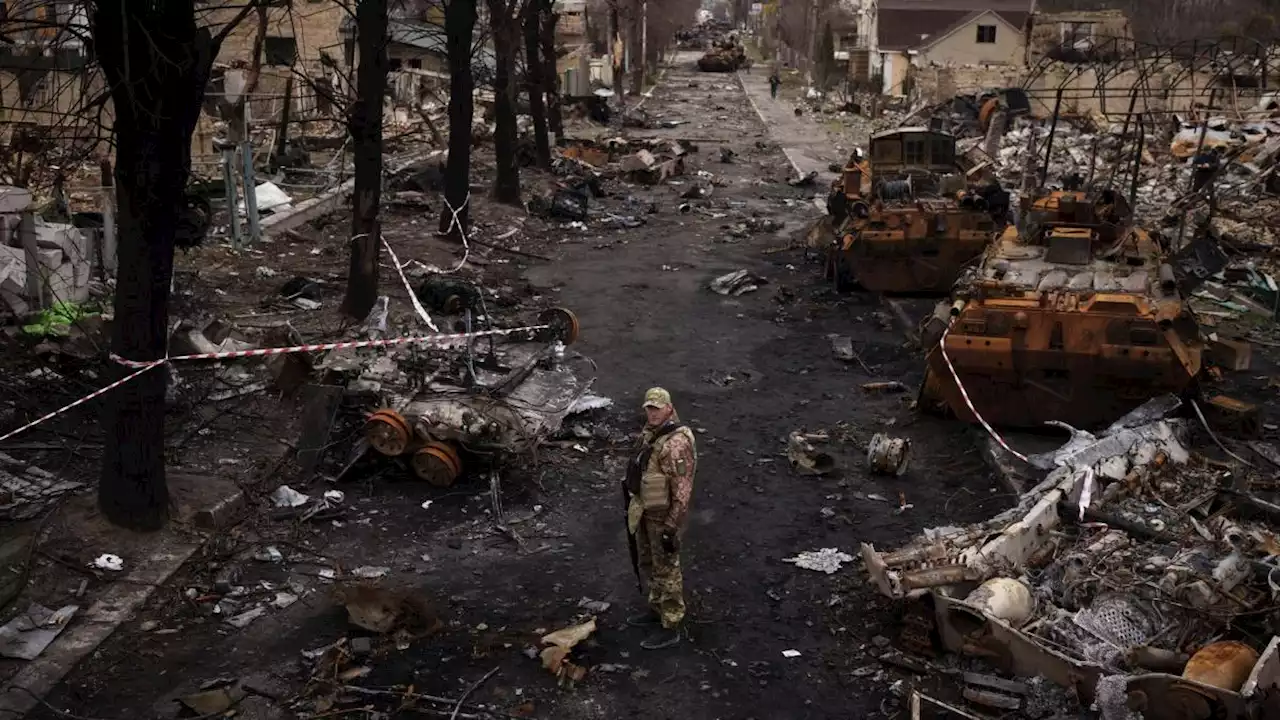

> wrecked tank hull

[
  {"left": 363, "top": 307, "right": 591, "bottom": 486},
  {"left": 696, "top": 48, "right": 748, "bottom": 72},
  {"left": 827, "top": 199, "right": 999, "bottom": 294},
  {"left": 821, "top": 128, "right": 1007, "bottom": 294},
  {"left": 919, "top": 292, "right": 1202, "bottom": 429},
  {"left": 919, "top": 191, "right": 1203, "bottom": 430}
]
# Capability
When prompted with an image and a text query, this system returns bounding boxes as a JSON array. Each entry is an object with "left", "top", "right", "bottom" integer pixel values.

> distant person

[{"left": 769, "top": 70, "right": 780, "bottom": 100}]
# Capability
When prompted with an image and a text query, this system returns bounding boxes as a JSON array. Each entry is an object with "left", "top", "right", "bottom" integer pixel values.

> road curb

[
  {"left": 0, "top": 539, "right": 201, "bottom": 716},
  {"left": 737, "top": 70, "right": 806, "bottom": 178}
]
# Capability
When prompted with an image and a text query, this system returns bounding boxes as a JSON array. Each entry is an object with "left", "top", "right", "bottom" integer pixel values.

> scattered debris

[
  {"left": 270, "top": 485, "right": 311, "bottom": 508},
  {"left": 91, "top": 554, "right": 123, "bottom": 572},
  {"left": 539, "top": 619, "right": 596, "bottom": 687},
  {"left": 0, "top": 604, "right": 78, "bottom": 660},
  {"left": 866, "top": 433, "right": 910, "bottom": 476},
  {"left": 783, "top": 548, "right": 855, "bottom": 574},
  {"left": 335, "top": 586, "right": 440, "bottom": 635},
  {"left": 709, "top": 269, "right": 767, "bottom": 296},
  {"left": 787, "top": 431, "right": 836, "bottom": 475}
]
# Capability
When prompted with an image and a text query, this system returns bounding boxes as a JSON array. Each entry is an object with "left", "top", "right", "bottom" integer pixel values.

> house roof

[
  {"left": 879, "top": 8, "right": 1028, "bottom": 51},
  {"left": 339, "top": 17, "right": 496, "bottom": 68}
]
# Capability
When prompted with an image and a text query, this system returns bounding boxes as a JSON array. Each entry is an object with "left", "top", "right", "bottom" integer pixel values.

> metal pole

[
  {"left": 221, "top": 146, "right": 242, "bottom": 251},
  {"left": 99, "top": 161, "right": 116, "bottom": 277},
  {"left": 1108, "top": 89, "right": 1139, "bottom": 190},
  {"left": 641, "top": 0, "right": 647, "bottom": 81},
  {"left": 241, "top": 140, "right": 261, "bottom": 244},
  {"left": 1128, "top": 112, "right": 1144, "bottom": 209},
  {"left": 1175, "top": 88, "right": 1216, "bottom": 251},
  {"left": 1038, "top": 86, "right": 1064, "bottom": 188}
]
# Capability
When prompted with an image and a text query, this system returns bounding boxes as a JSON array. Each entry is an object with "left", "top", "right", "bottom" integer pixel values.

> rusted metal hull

[
  {"left": 920, "top": 299, "right": 1202, "bottom": 429},
  {"left": 825, "top": 198, "right": 998, "bottom": 294},
  {"left": 830, "top": 237, "right": 989, "bottom": 294}
]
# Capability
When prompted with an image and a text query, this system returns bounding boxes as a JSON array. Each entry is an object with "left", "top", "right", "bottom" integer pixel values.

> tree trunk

[
  {"left": 489, "top": 0, "right": 522, "bottom": 205},
  {"left": 440, "top": 0, "right": 477, "bottom": 239},
  {"left": 92, "top": 1, "right": 217, "bottom": 531},
  {"left": 540, "top": 3, "right": 564, "bottom": 143},
  {"left": 523, "top": 0, "right": 551, "bottom": 167},
  {"left": 342, "top": 0, "right": 390, "bottom": 320}
]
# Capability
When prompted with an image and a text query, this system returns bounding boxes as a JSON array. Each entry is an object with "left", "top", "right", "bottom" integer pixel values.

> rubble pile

[{"left": 862, "top": 396, "right": 1280, "bottom": 716}]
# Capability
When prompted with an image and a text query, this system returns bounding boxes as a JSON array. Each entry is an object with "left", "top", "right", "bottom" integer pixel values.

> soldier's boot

[
  {"left": 640, "top": 627, "right": 682, "bottom": 650},
  {"left": 626, "top": 610, "right": 661, "bottom": 627}
]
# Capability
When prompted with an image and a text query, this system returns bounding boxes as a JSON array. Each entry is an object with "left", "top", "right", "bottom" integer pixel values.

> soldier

[{"left": 622, "top": 387, "right": 697, "bottom": 650}]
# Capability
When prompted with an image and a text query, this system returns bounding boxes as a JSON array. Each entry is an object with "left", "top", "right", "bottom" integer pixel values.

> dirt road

[{"left": 32, "top": 54, "right": 1006, "bottom": 720}]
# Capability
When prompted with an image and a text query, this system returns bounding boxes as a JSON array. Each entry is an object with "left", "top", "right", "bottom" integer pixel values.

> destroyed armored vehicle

[
  {"left": 862, "top": 396, "right": 1280, "bottom": 719},
  {"left": 918, "top": 189, "right": 1204, "bottom": 429},
  {"left": 820, "top": 127, "right": 1010, "bottom": 293},
  {"left": 696, "top": 37, "right": 750, "bottom": 72},
  {"left": 362, "top": 307, "right": 590, "bottom": 486}
]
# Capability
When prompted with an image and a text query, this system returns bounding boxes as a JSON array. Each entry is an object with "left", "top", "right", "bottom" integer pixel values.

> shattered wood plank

[
  {"left": 962, "top": 672, "right": 1028, "bottom": 695},
  {"left": 962, "top": 687, "right": 1021, "bottom": 710}
]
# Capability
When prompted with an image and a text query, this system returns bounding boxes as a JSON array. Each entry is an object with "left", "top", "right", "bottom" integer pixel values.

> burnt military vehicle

[
  {"left": 919, "top": 189, "right": 1204, "bottom": 429},
  {"left": 822, "top": 127, "right": 1010, "bottom": 293}
]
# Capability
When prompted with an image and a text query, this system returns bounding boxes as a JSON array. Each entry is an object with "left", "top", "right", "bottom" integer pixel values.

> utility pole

[
  {"left": 806, "top": 0, "right": 818, "bottom": 84},
  {"left": 641, "top": 0, "right": 647, "bottom": 83}
]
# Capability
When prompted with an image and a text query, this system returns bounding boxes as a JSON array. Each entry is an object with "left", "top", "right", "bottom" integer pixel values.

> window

[
  {"left": 903, "top": 136, "right": 926, "bottom": 165},
  {"left": 264, "top": 36, "right": 297, "bottom": 66},
  {"left": 976, "top": 25, "right": 996, "bottom": 43},
  {"left": 1060, "top": 22, "right": 1094, "bottom": 48}
]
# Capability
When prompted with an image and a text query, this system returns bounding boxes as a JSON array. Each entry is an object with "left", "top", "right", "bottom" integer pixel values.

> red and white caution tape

[
  {"left": 937, "top": 324, "right": 1029, "bottom": 463},
  {"left": 0, "top": 360, "right": 166, "bottom": 445},
  {"left": 437, "top": 193, "right": 472, "bottom": 274},
  {"left": 0, "top": 323, "right": 550, "bottom": 446},
  {"left": 110, "top": 324, "right": 549, "bottom": 368},
  {"left": 376, "top": 233, "right": 439, "bottom": 332}
]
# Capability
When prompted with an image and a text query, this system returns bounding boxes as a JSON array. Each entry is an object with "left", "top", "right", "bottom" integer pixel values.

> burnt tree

[
  {"left": 539, "top": 0, "right": 563, "bottom": 143},
  {"left": 341, "top": 0, "right": 391, "bottom": 320},
  {"left": 522, "top": 0, "right": 551, "bottom": 168},
  {"left": 439, "top": 0, "right": 477, "bottom": 238},
  {"left": 92, "top": 1, "right": 254, "bottom": 530},
  {"left": 487, "top": 0, "right": 526, "bottom": 204}
]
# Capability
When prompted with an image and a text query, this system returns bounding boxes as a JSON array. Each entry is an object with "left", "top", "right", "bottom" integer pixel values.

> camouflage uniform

[{"left": 627, "top": 389, "right": 697, "bottom": 630}]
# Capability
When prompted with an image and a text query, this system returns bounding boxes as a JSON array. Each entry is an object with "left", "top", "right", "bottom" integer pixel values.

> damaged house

[{"left": 830, "top": 0, "right": 1031, "bottom": 98}]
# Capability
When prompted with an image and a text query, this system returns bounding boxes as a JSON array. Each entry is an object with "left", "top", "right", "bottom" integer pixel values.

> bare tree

[
  {"left": 440, "top": 0, "right": 478, "bottom": 238},
  {"left": 539, "top": 0, "right": 564, "bottom": 143},
  {"left": 486, "top": 0, "right": 528, "bottom": 204},
  {"left": 92, "top": 0, "right": 258, "bottom": 531},
  {"left": 523, "top": 0, "right": 551, "bottom": 168},
  {"left": 341, "top": 0, "right": 391, "bottom": 320}
]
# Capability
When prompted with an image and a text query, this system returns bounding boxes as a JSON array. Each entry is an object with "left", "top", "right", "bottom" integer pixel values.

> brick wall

[{"left": 910, "top": 64, "right": 1024, "bottom": 104}]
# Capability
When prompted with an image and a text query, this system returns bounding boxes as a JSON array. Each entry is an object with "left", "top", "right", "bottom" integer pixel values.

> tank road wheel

[
  {"left": 366, "top": 409, "right": 412, "bottom": 456},
  {"left": 538, "top": 307, "right": 580, "bottom": 345},
  {"left": 412, "top": 441, "right": 463, "bottom": 487}
]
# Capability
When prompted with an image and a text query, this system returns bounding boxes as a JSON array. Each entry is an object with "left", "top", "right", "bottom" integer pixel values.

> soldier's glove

[{"left": 661, "top": 529, "right": 679, "bottom": 554}]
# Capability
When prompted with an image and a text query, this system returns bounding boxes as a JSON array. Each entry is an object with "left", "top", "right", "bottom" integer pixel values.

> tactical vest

[{"left": 639, "top": 425, "right": 696, "bottom": 511}]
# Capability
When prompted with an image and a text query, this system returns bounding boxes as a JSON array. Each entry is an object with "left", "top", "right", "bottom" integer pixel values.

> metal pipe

[
  {"left": 241, "top": 141, "right": 261, "bottom": 245},
  {"left": 1128, "top": 111, "right": 1145, "bottom": 208},
  {"left": 221, "top": 146, "right": 242, "bottom": 251},
  {"left": 1038, "top": 87, "right": 1064, "bottom": 188},
  {"left": 1175, "top": 88, "right": 1217, "bottom": 251}
]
